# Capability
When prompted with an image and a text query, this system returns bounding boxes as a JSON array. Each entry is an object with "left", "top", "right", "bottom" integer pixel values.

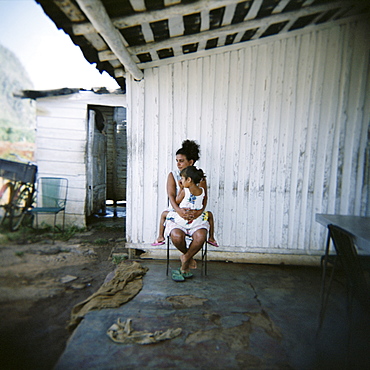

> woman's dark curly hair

[{"left": 176, "top": 140, "right": 200, "bottom": 163}]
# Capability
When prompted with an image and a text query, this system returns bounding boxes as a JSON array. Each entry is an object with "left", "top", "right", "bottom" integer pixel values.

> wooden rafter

[
  {"left": 123, "top": 1, "right": 352, "bottom": 56},
  {"left": 45, "top": 0, "right": 369, "bottom": 83}
]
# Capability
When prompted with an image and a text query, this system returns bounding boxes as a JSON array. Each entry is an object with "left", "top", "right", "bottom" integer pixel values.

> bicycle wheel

[
  {"left": 0, "top": 182, "right": 14, "bottom": 225},
  {"left": 9, "top": 186, "right": 31, "bottom": 231}
]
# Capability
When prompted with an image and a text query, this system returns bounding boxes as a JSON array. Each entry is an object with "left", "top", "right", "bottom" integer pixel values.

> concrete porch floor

[{"left": 56, "top": 260, "right": 370, "bottom": 369}]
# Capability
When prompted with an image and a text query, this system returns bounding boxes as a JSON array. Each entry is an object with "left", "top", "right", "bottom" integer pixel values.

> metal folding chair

[
  {"left": 329, "top": 225, "right": 370, "bottom": 307},
  {"left": 318, "top": 224, "right": 370, "bottom": 333},
  {"left": 30, "top": 177, "right": 68, "bottom": 238}
]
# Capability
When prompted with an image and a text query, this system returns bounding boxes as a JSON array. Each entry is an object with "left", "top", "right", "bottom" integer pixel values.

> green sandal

[
  {"left": 171, "top": 269, "right": 185, "bottom": 282},
  {"left": 181, "top": 270, "right": 193, "bottom": 279}
]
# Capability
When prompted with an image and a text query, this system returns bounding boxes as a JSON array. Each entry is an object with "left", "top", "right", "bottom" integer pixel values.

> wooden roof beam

[
  {"left": 127, "top": 1, "right": 350, "bottom": 55},
  {"left": 245, "top": 0, "right": 263, "bottom": 20},
  {"left": 73, "top": 0, "right": 247, "bottom": 35},
  {"left": 129, "top": 0, "right": 146, "bottom": 12},
  {"left": 75, "top": 0, "right": 143, "bottom": 80}
]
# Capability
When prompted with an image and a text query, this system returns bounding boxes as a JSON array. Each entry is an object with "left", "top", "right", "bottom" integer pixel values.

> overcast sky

[{"left": 0, "top": 0, "right": 119, "bottom": 90}]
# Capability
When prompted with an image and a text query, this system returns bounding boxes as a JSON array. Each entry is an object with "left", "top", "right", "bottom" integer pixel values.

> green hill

[{"left": 0, "top": 44, "right": 36, "bottom": 160}]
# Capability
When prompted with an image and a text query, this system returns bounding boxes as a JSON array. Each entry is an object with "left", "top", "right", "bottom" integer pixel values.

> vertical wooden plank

[
  {"left": 342, "top": 22, "right": 369, "bottom": 215},
  {"left": 186, "top": 59, "right": 199, "bottom": 141},
  {"left": 259, "top": 44, "right": 273, "bottom": 250},
  {"left": 179, "top": 61, "right": 189, "bottom": 141},
  {"left": 281, "top": 36, "right": 299, "bottom": 250},
  {"left": 210, "top": 53, "right": 229, "bottom": 241},
  {"left": 218, "top": 51, "right": 230, "bottom": 244},
  {"left": 199, "top": 55, "right": 218, "bottom": 241},
  {"left": 194, "top": 58, "right": 204, "bottom": 142},
  {"left": 157, "top": 64, "right": 173, "bottom": 228},
  {"left": 294, "top": 32, "right": 317, "bottom": 251},
  {"left": 243, "top": 46, "right": 257, "bottom": 248},
  {"left": 127, "top": 75, "right": 145, "bottom": 243},
  {"left": 356, "top": 23, "right": 370, "bottom": 215},
  {"left": 172, "top": 62, "right": 183, "bottom": 156},
  {"left": 325, "top": 26, "right": 345, "bottom": 220},
  {"left": 264, "top": 40, "right": 281, "bottom": 250},
  {"left": 234, "top": 49, "right": 250, "bottom": 246},
  {"left": 142, "top": 68, "right": 160, "bottom": 242},
  {"left": 271, "top": 39, "right": 286, "bottom": 250},
  {"left": 319, "top": 26, "right": 341, "bottom": 220},
  {"left": 306, "top": 29, "right": 328, "bottom": 249},
  {"left": 199, "top": 56, "right": 212, "bottom": 180},
  {"left": 222, "top": 50, "right": 239, "bottom": 246},
  {"left": 250, "top": 42, "right": 269, "bottom": 248},
  {"left": 126, "top": 76, "right": 133, "bottom": 243},
  {"left": 227, "top": 49, "right": 244, "bottom": 247},
  {"left": 247, "top": 44, "right": 259, "bottom": 247},
  {"left": 287, "top": 37, "right": 304, "bottom": 251},
  {"left": 312, "top": 25, "right": 342, "bottom": 249}
]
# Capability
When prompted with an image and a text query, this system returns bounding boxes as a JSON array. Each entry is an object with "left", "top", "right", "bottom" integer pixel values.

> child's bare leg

[
  {"left": 180, "top": 229, "right": 207, "bottom": 273},
  {"left": 153, "top": 211, "right": 168, "bottom": 243},
  {"left": 207, "top": 212, "right": 218, "bottom": 246}
]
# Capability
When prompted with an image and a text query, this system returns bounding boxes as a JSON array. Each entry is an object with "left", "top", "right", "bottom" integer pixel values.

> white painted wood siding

[
  {"left": 35, "top": 91, "right": 126, "bottom": 228},
  {"left": 126, "top": 19, "right": 369, "bottom": 259}
]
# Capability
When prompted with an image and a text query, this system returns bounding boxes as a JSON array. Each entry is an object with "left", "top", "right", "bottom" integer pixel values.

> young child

[{"left": 165, "top": 166, "right": 210, "bottom": 234}]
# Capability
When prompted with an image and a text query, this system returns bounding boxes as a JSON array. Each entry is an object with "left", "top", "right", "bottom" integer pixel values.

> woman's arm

[
  {"left": 199, "top": 178, "right": 208, "bottom": 208},
  {"left": 167, "top": 172, "right": 188, "bottom": 219}
]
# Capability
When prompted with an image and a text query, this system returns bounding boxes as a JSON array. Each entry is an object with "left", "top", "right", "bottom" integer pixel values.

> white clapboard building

[
  {"left": 21, "top": 88, "right": 127, "bottom": 228},
  {"left": 33, "top": 0, "right": 369, "bottom": 264}
]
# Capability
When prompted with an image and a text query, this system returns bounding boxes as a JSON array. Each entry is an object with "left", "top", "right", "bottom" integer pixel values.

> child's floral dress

[{"left": 165, "top": 187, "right": 210, "bottom": 236}]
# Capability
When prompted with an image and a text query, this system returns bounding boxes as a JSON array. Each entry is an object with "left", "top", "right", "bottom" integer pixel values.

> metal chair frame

[
  {"left": 318, "top": 224, "right": 370, "bottom": 339},
  {"left": 166, "top": 233, "right": 208, "bottom": 276},
  {"left": 30, "top": 177, "right": 68, "bottom": 239}
]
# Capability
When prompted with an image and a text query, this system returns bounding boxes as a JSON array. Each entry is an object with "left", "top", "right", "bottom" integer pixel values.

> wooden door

[{"left": 87, "top": 109, "right": 106, "bottom": 216}]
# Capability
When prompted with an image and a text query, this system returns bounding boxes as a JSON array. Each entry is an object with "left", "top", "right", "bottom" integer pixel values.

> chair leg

[
  {"left": 166, "top": 237, "right": 170, "bottom": 276},
  {"left": 318, "top": 230, "right": 332, "bottom": 330},
  {"left": 52, "top": 213, "right": 57, "bottom": 244},
  {"left": 201, "top": 241, "right": 208, "bottom": 276},
  {"left": 62, "top": 210, "right": 65, "bottom": 231},
  {"left": 318, "top": 254, "right": 337, "bottom": 334}
]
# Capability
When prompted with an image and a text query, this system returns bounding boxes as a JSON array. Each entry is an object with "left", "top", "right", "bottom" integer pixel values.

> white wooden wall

[
  {"left": 126, "top": 18, "right": 370, "bottom": 261},
  {"left": 35, "top": 91, "right": 126, "bottom": 228}
]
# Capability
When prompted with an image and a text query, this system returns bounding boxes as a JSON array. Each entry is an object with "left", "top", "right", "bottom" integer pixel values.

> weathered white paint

[
  {"left": 126, "top": 19, "right": 370, "bottom": 262},
  {"left": 35, "top": 91, "right": 126, "bottom": 228}
]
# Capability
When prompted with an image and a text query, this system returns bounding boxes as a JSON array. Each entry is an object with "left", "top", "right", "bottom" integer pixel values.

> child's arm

[{"left": 176, "top": 189, "right": 185, "bottom": 204}]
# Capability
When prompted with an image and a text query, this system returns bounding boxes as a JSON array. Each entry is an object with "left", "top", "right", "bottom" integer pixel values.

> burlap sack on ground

[
  {"left": 68, "top": 261, "right": 148, "bottom": 330},
  {"left": 107, "top": 318, "right": 182, "bottom": 344}
]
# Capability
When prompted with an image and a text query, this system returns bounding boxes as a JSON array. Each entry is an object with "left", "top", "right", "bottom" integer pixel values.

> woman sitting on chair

[
  {"left": 165, "top": 166, "right": 209, "bottom": 281},
  {"left": 151, "top": 139, "right": 218, "bottom": 247}
]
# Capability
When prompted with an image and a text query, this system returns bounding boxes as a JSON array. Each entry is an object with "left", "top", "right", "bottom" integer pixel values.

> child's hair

[
  {"left": 176, "top": 140, "right": 200, "bottom": 163},
  {"left": 180, "top": 166, "right": 204, "bottom": 185}
]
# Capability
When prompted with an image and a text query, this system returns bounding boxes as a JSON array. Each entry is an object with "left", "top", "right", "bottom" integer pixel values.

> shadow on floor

[{"left": 56, "top": 260, "right": 370, "bottom": 369}]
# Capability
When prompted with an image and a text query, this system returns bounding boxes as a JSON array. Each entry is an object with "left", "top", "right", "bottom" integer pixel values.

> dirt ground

[{"left": 0, "top": 218, "right": 127, "bottom": 370}]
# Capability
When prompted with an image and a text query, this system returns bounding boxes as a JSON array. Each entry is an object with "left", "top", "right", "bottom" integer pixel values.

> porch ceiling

[{"left": 36, "top": 0, "right": 369, "bottom": 89}]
